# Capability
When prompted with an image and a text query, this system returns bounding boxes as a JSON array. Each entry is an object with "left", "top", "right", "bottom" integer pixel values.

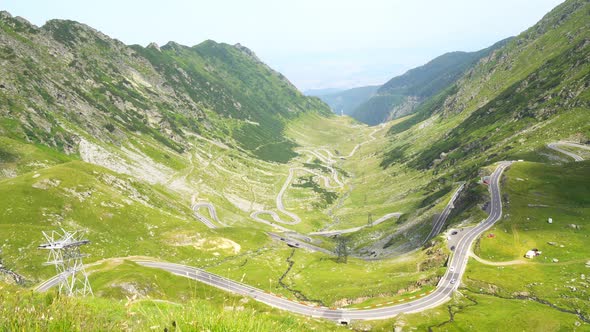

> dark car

[{"left": 450, "top": 246, "right": 456, "bottom": 251}]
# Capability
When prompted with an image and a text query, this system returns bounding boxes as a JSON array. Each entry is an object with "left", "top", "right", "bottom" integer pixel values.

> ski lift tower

[{"left": 38, "top": 229, "right": 93, "bottom": 296}]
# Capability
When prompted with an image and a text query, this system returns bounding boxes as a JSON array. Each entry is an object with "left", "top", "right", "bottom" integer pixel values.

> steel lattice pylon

[{"left": 38, "top": 228, "right": 93, "bottom": 296}]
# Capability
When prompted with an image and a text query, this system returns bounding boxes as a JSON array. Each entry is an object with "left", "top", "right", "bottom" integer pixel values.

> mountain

[
  {"left": 1, "top": 1, "right": 590, "bottom": 330},
  {"left": 352, "top": 38, "right": 512, "bottom": 125},
  {"left": 313, "top": 85, "right": 380, "bottom": 115},
  {"left": 381, "top": 0, "right": 590, "bottom": 174},
  {"left": 0, "top": 13, "right": 330, "bottom": 164},
  {"left": 304, "top": 87, "right": 345, "bottom": 96}
]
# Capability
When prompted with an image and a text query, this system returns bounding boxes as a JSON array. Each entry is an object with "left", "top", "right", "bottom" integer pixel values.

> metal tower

[{"left": 38, "top": 229, "right": 93, "bottom": 296}]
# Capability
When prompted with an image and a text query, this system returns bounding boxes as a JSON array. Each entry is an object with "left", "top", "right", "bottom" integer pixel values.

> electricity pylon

[{"left": 38, "top": 229, "right": 93, "bottom": 296}]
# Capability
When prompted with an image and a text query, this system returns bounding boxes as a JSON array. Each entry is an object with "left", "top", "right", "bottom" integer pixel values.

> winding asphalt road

[
  {"left": 298, "top": 150, "right": 343, "bottom": 187},
  {"left": 320, "top": 124, "right": 384, "bottom": 160},
  {"left": 309, "top": 212, "right": 402, "bottom": 237},
  {"left": 37, "top": 162, "right": 511, "bottom": 321},
  {"left": 251, "top": 126, "right": 385, "bottom": 229},
  {"left": 267, "top": 232, "right": 333, "bottom": 255},
  {"left": 136, "top": 162, "right": 512, "bottom": 321},
  {"left": 547, "top": 142, "right": 588, "bottom": 162},
  {"left": 205, "top": 124, "right": 467, "bottom": 256},
  {"left": 36, "top": 271, "right": 68, "bottom": 292},
  {"left": 423, "top": 183, "right": 465, "bottom": 244},
  {"left": 251, "top": 166, "right": 344, "bottom": 226},
  {"left": 192, "top": 202, "right": 224, "bottom": 229}
]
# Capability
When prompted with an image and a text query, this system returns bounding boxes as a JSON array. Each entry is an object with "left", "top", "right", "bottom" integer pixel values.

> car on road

[
  {"left": 338, "top": 319, "right": 350, "bottom": 325},
  {"left": 449, "top": 266, "right": 455, "bottom": 272},
  {"left": 450, "top": 246, "right": 456, "bottom": 251},
  {"left": 451, "top": 231, "right": 458, "bottom": 235},
  {"left": 450, "top": 279, "right": 456, "bottom": 284}
]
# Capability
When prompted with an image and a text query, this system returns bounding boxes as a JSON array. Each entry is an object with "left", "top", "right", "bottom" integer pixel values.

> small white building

[
  {"left": 548, "top": 217, "right": 553, "bottom": 224},
  {"left": 525, "top": 249, "right": 542, "bottom": 259}
]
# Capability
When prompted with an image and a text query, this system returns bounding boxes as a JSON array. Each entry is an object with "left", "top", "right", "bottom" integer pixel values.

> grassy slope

[
  {"left": 4, "top": 154, "right": 587, "bottom": 331},
  {"left": 188, "top": 113, "right": 452, "bottom": 306},
  {"left": 466, "top": 162, "right": 590, "bottom": 317},
  {"left": 0, "top": 110, "right": 457, "bottom": 331},
  {"left": 382, "top": 0, "right": 590, "bottom": 176},
  {"left": 0, "top": 160, "right": 239, "bottom": 279},
  {"left": 351, "top": 39, "right": 510, "bottom": 125},
  {"left": 1, "top": 264, "right": 346, "bottom": 332},
  {"left": 132, "top": 40, "right": 332, "bottom": 163},
  {"left": 1, "top": 2, "right": 588, "bottom": 330},
  {"left": 390, "top": 291, "right": 580, "bottom": 331},
  {"left": 0, "top": 139, "right": 276, "bottom": 283},
  {"left": 358, "top": 161, "right": 590, "bottom": 331},
  {"left": 0, "top": 13, "right": 330, "bottom": 165}
]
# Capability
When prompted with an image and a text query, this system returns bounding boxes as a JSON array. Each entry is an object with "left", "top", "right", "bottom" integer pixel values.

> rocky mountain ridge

[{"left": 0, "top": 11, "right": 330, "bottom": 164}]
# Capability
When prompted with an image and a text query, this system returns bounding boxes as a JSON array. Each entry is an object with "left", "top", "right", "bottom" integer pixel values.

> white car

[
  {"left": 450, "top": 279, "right": 456, "bottom": 284},
  {"left": 449, "top": 266, "right": 455, "bottom": 272}
]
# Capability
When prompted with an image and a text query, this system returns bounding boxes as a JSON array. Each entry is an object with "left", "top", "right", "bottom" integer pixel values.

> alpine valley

[{"left": 0, "top": 1, "right": 589, "bottom": 331}]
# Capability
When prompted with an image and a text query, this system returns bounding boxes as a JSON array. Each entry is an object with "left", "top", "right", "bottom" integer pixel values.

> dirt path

[{"left": 469, "top": 251, "right": 526, "bottom": 266}]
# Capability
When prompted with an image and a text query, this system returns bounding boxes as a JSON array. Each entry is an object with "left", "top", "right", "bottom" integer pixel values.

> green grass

[
  {"left": 0, "top": 160, "right": 271, "bottom": 281},
  {"left": 89, "top": 260, "right": 216, "bottom": 301},
  {"left": 287, "top": 251, "right": 441, "bottom": 306},
  {"left": 0, "top": 280, "right": 346, "bottom": 331},
  {"left": 384, "top": 290, "right": 585, "bottom": 331},
  {"left": 557, "top": 144, "right": 590, "bottom": 160},
  {"left": 476, "top": 161, "right": 590, "bottom": 261},
  {"left": 0, "top": 137, "right": 73, "bottom": 178},
  {"left": 345, "top": 157, "right": 590, "bottom": 331},
  {"left": 128, "top": 136, "right": 188, "bottom": 171},
  {"left": 379, "top": 0, "right": 590, "bottom": 180},
  {"left": 286, "top": 112, "right": 368, "bottom": 154},
  {"left": 206, "top": 244, "right": 445, "bottom": 307},
  {"left": 1, "top": 3, "right": 588, "bottom": 328},
  {"left": 460, "top": 161, "right": 590, "bottom": 323}
]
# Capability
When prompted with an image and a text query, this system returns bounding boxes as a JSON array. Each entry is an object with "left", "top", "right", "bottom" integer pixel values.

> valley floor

[{"left": 1, "top": 113, "right": 589, "bottom": 331}]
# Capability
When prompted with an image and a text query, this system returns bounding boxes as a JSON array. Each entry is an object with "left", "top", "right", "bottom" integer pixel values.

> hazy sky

[{"left": 2, "top": 0, "right": 564, "bottom": 91}]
